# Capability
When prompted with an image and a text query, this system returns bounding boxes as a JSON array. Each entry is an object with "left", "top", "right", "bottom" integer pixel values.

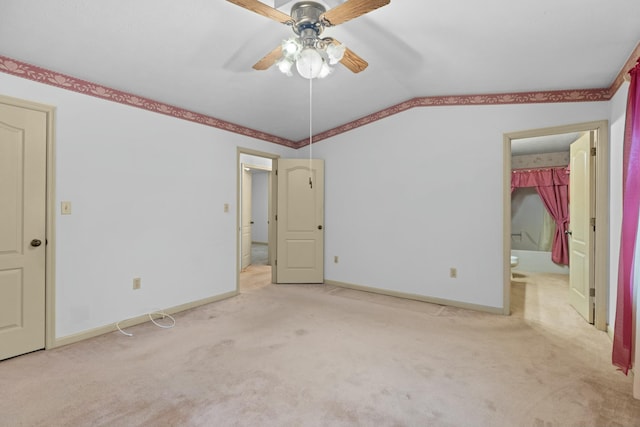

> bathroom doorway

[{"left": 503, "top": 120, "right": 610, "bottom": 331}]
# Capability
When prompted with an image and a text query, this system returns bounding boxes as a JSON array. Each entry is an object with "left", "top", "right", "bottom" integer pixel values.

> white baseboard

[
  {"left": 324, "top": 280, "right": 504, "bottom": 315},
  {"left": 50, "top": 290, "right": 238, "bottom": 349}
]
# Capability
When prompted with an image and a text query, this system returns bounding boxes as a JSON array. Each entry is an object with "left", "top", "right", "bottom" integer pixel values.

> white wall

[
  {"left": 239, "top": 154, "right": 272, "bottom": 245},
  {"left": 609, "top": 82, "right": 628, "bottom": 330},
  {"left": 310, "top": 102, "right": 610, "bottom": 310},
  {"left": 251, "top": 171, "right": 269, "bottom": 243},
  {"left": 0, "top": 72, "right": 296, "bottom": 339},
  {"left": 2, "top": 69, "right": 632, "bottom": 352}
]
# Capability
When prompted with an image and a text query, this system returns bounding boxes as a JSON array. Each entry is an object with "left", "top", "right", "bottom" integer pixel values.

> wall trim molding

[
  {"left": 324, "top": 280, "right": 504, "bottom": 315},
  {"left": 2, "top": 41, "right": 639, "bottom": 148},
  {"left": 51, "top": 290, "right": 238, "bottom": 349},
  {"left": 302, "top": 89, "right": 612, "bottom": 145},
  {"left": 0, "top": 56, "right": 298, "bottom": 148}
]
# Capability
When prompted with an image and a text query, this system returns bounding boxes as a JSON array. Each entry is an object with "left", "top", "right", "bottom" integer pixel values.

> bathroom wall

[
  {"left": 512, "top": 152, "right": 569, "bottom": 169},
  {"left": 510, "top": 152, "right": 569, "bottom": 253},
  {"left": 511, "top": 250, "right": 569, "bottom": 274}
]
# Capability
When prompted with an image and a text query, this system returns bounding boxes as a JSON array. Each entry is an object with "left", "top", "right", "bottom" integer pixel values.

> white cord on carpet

[{"left": 116, "top": 310, "right": 176, "bottom": 337}]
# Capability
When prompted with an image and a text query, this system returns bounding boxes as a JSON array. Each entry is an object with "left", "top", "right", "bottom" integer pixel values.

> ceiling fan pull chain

[{"left": 309, "top": 66, "right": 313, "bottom": 189}]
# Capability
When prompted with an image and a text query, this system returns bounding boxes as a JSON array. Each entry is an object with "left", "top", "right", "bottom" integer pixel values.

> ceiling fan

[{"left": 227, "top": 0, "right": 391, "bottom": 78}]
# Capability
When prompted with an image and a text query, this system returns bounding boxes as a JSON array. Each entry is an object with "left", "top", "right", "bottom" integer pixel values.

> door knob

[
  {"left": 31, "top": 239, "right": 42, "bottom": 247},
  {"left": 318, "top": 225, "right": 323, "bottom": 230},
  {"left": 564, "top": 230, "right": 572, "bottom": 236}
]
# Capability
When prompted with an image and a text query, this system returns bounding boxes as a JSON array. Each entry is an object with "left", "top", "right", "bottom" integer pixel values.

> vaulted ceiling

[{"left": 1, "top": 0, "right": 639, "bottom": 146}]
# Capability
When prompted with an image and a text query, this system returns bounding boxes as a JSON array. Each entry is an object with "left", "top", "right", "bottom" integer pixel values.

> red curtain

[
  {"left": 511, "top": 167, "right": 570, "bottom": 265},
  {"left": 612, "top": 59, "right": 640, "bottom": 374}
]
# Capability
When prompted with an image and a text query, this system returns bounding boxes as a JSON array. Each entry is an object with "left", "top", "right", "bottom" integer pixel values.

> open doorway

[
  {"left": 503, "top": 120, "right": 610, "bottom": 332},
  {"left": 238, "top": 149, "right": 278, "bottom": 293}
]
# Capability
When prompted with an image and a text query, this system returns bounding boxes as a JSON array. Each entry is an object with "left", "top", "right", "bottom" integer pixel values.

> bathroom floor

[{"left": 510, "top": 270, "right": 588, "bottom": 333}]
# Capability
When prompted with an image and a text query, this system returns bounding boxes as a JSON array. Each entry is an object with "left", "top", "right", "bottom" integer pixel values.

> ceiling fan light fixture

[
  {"left": 276, "top": 57, "right": 294, "bottom": 76},
  {"left": 296, "top": 47, "right": 324, "bottom": 79},
  {"left": 317, "top": 62, "right": 332, "bottom": 79},
  {"left": 230, "top": 0, "right": 383, "bottom": 76},
  {"left": 325, "top": 42, "right": 345, "bottom": 65},
  {"left": 282, "top": 38, "right": 302, "bottom": 58}
]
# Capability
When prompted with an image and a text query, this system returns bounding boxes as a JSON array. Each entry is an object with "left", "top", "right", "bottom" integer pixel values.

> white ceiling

[
  {"left": 1, "top": 0, "right": 639, "bottom": 143},
  {"left": 511, "top": 132, "right": 581, "bottom": 156}
]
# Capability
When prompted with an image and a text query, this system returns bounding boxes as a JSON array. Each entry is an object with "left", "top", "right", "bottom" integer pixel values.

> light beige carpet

[{"left": 1, "top": 269, "right": 639, "bottom": 426}]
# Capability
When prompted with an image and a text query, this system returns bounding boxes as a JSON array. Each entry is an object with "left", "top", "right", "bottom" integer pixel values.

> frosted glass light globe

[
  {"left": 296, "top": 48, "right": 324, "bottom": 79},
  {"left": 277, "top": 58, "right": 293, "bottom": 76},
  {"left": 317, "top": 62, "right": 332, "bottom": 79},
  {"left": 326, "top": 43, "right": 345, "bottom": 65},
  {"left": 282, "top": 39, "right": 301, "bottom": 58}
]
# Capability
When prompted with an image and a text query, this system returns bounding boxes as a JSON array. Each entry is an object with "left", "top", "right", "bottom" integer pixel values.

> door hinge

[
  {"left": 275, "top": 214, "right": 278, "bottom": 221},
  {"left": 591, "top": 147, "right": 596, "bottom": 156},
  {"left": 275, "top": 169, "right": 278, "bottom": 176},
  {"left": 589, "top": 288, "right": 596, "bottom": 297},
  {"left": 590, "top": 217, "right": 596, "bottom": 230}
]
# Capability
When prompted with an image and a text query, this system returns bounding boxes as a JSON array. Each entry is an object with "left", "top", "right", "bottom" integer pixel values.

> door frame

[
  {"left": 236, "top": 148, "right": 279, "bottom": 288},
  {"left": 0, "top": 94, "right": 56, "bottom": 350},
  {"left": 502, "top": 120, "right": 609, "bottom": 331}
]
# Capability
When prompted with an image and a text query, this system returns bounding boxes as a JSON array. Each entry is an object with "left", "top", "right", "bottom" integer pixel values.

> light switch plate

[{"left": 61, "top": 201, "right": 72, "bottom": 215}]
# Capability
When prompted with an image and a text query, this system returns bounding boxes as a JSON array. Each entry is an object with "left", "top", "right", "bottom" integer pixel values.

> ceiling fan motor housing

[{"left": 291, "top": 1, "right": 326, "bottom": 37}]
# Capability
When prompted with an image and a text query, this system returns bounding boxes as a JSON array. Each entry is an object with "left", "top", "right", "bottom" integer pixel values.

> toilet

[{"left": 510, "top": 255, "right": 519, "bottom": 279}]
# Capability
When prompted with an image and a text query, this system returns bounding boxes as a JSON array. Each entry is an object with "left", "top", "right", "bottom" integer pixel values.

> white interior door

[
  {"left": 568, "top": 131, "right": 595, "bottom": 323},
  {"left": 241, "top": 166, "right": 252, "bottom": 270},
  {"left": 0, "top": 101, "right": 47, "bottom": 360},
  {"left": 276, "top": 159, "right": 324, "bottom": 283}
]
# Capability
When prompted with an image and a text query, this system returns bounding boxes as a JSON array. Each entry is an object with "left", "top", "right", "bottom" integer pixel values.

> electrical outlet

[
  {"left": 61, "top": 201, "right": 72, "bottom": 215},
  {"left": 450, "top": 268, "right": 457, "bottom": 278},
  {"left": 334, "top": 256, "right": 339, "bottom": 263},
  {"left": 133, "top": 277, "right": 141, "bottom": 290}
]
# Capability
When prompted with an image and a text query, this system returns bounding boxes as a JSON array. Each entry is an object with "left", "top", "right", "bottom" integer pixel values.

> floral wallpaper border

[
  {"left": 0, "top": 56, "right": 298, "bottom": 148},
  {"left": 2, "top": 42, "right": 639, "bottom": 149}
]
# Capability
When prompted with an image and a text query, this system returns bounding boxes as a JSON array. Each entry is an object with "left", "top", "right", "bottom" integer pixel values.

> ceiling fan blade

[
  {"left": 341, "top": 48, "right": 368, "bottom": 73},
  {"left": 330, "top": 39, "right": 368, "bottom": 73},
  {"left": 253, "top": 45, "right": 283, "bottom": 70},
  {"left": 227, "top": 0, "right": 292, "bottom": 24},
  {"left": 322, "top": 0, "right": 390, "bottom": 26}
]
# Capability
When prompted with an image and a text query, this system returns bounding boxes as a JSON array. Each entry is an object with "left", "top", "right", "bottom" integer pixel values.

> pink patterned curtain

[
  {"left": 511, "top": 167, "right": 570, "bottom": 265},
  {"left": 612, "top": 59, "right": 640, "bottom": 374}
]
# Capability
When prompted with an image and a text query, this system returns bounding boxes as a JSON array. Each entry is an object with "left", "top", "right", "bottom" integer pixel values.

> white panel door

[
  {"left": 276, "top": 159, "right": 324, "bottom": 283},
  {"left": 0, "top": 101, "right": 47, "bottom": 360},
  {"left": 241, "top": 166, "right": 252, "bottom": 270},
  {"left": 568, "top": 132, "right": 595, "bottom": 323}
]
